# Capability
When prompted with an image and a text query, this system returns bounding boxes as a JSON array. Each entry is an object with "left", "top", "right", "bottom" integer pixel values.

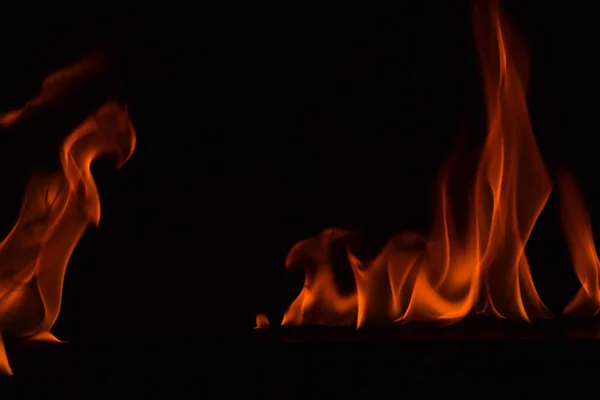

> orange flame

[
  {"left": 0, "top": 54, "right": 136, "bottom": 374},
  {"left": 255, "top": 313, "right": 270, "bottom": 329},
  {"left": 282, "top": 0, "right": 551, "bottom": 327},
  {"left": 557, "top": 171, "right": 600, "bottom": 316}
]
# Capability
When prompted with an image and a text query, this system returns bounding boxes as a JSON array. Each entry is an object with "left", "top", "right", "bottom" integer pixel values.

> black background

[{"left": 0, "top": 0, "right": 599, "bottom": 393}]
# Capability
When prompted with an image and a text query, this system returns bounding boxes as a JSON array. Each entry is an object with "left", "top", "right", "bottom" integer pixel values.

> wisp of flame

[
  {"left": 282, "top": 0, "right": 553, "bottom": 327},
  {"left": 0, "top": 53, "right": 136, "bottom": 374},
  {"left": 557, "top": 171, "right": 600, "bottom": 316}
]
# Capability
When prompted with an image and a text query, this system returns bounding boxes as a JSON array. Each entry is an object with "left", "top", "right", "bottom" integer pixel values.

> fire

[
  {"left": 255, "top": 313, "right": 270, "bottom": 329},
  {"left": 282, "top": 0, "right": 553, "bottom": 327},
  {"left": 0, "top": 53, "right": 136, "bottom": 374},
  {"left": 557, "top": 171, "right": 600, "bottom": 316}
]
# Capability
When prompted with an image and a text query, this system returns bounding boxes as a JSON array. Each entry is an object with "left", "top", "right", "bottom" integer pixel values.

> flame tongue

[
  {"left": 0, "top": 53, "right": 136, "bottom": 374},
  {"left": 282, "top": 228, "right": 358, "bottom": 326},
  {"left": 470, "top": 0, "right": 551, "bottom": 320},
  {"left": 557, "top": 171, "right": 600, "bottom": 316},
  {"left": 282, "top": 0, "right": 551, "bottom": 327}
]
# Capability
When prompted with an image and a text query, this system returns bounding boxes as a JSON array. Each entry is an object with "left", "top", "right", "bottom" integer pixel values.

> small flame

[
  {"left": 0, "top": 53, "right": 136, "bottom": 374},
  {"left": 282, "top": 0, "right": 551, "bottom": 327},
  {"left": 557, "top": 171, "right": 600, "bottom": 316},
  {"left": 255, "top": 313, "right": 270, "bottom": 329},
  {"left": 0, "top": 334, "right": 11, "bottom": 375}
]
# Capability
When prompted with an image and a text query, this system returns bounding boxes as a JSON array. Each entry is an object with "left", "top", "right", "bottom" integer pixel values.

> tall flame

[
  {"left": 0, "top": 54, "right": 136, "bottom": 374},
  {"left": 282, "top": 0, "right": 552, "bottom": 327},
  {"left": 557, "top": 171, "right": 600, "bottom": 316}
]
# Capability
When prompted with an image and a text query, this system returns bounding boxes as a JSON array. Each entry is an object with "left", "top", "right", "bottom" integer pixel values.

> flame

[
  {"left": 282, "top": 0, "right": 552, "bottom": 327},
  {"left": 557, "top": 171, "right": 600, "bottom": 316},
  {"left": 0, "top": 48, "right": 113, "bottom": 128},
  {"left": 255, "top": 313, "right": 270, "bottom": 329},
  {"left": 0, "top": 54, "right": 136, "bottom": 374}
]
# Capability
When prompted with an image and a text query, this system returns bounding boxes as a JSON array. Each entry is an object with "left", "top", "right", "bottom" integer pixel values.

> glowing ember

[
  {"left": 0, "top": 53, "right": 136, "bottom": 374},
  {"left": 281, "top": 0, "right": 555, "bottom": 327}
]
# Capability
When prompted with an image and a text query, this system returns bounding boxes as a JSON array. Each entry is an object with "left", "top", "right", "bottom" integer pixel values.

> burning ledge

[
  {"left": 0, "top": 0, "right": 597, "bottom": 377},
  {"left": 257, "top": 1, "right": 600, "bottom": 330}
]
